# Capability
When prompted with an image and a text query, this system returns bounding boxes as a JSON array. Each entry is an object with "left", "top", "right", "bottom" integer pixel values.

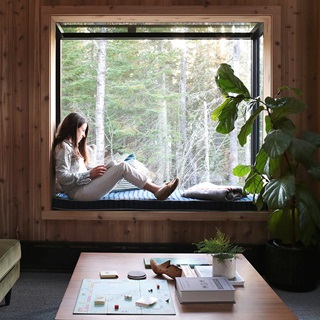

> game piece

[
  {"left": 94, "top": 295, "right": 105, "bottom": 305},
  {"left": 124, "top": 294, "right": 132, "bottom": 300},
  {"left": 157, "top": 284, "right": 160, "bottom": 289},
  {"left": 114, "top": 304, "right": 119, "bottom": 310},
  {"left": 99, "top": 270, "right": 119, "bottom": 279},
  {"left": 127, "top": 270, "right": 146, "bottom": 280},
  {"left": 135, "top": 296, "right": 158, "bottom": 307}
]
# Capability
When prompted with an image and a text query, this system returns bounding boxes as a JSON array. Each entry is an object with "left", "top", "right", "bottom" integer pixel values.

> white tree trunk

[{"left": 95, "top": 40, "right": 107, "bottom": 164}]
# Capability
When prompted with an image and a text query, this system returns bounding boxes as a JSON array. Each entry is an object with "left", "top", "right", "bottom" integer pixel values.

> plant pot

[
  {"left": 265, "top": 239, "right": 320, "bottom": 292},
  {"left": 211, "top": 254, "right": 236, "bottom": 279}
]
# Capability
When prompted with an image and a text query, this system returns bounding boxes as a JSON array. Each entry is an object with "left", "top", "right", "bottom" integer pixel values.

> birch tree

[{"left": 95, "top": 40, "right": 107, "bottom": 164}]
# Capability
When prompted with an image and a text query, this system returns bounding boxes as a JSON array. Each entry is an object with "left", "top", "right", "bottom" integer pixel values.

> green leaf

[
  {"left": 301, "top": 131, "right": 320, "bottom": 148},
  {"left": 269, "top": 97, "right": 308, "bottom": 120},
  {"left": 211, "top": 98, "right": 231, "bottom": 121},
  {"left": 215, "top": 98, "right": 239, "bottom": 134},
  {"left": 308, "top": 164, "right": 320, "bottom": 180},
  {"left": 273, "top": 117, "right": 295, "bottom": 136},
  {"left": 254, "top": 148, "right": 269, "bottom": 175},
  {"left": 289, "top": 138, "right": 316, "bottom": 167},
  {"left": 296, "top": 183, "right": 320, "bottom": 246},
  {"left": 262, "top": 130, "right": 291, "bottom": 158},
  {"left": 238, "top": 105, "right": 264, "bottom": 146},
  {"left": 268, "top": 208, "right": 299, "bottom": 244},
  {"left": 297, "top": 183, "right": 320, "bottom": 228},
  {"left": 278, "top": 85, "right": 302, "bottom": 96},
  {"left": 244, "top": 170, "right": 265, "bottom": 195},
  {"left": 233, "top": 164, "right": 251, "bottom": 177},
  {"left": 215, "top": 64, "right": 251, "bottom": 97},
  {"left": 263, "top": 175, "right": 295, "bottom": 209},
  {"left": 255, "top": 191, "right": 266, "bottom": 211}
]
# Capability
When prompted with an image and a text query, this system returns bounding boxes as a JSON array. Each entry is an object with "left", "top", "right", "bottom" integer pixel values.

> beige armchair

[{"left": 0, "top": 239, "right": 21, "bottom": 306}]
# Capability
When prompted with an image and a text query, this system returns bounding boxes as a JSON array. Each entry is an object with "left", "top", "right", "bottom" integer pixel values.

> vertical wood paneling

[
  {"left": 0, "top": 0, "right": 319, "bottom": 245},
  {"left": 0, "top": 0, "right": 15, "bottom": 238}
]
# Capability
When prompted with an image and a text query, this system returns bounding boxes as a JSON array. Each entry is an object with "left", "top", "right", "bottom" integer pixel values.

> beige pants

[{"left": 72, "top": 162, "right": 149, "bottom": 201}]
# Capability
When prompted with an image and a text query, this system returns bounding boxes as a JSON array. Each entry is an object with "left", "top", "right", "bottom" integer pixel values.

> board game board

[{"left": 73, "top": 278, "right": 175, "bottom": 315}]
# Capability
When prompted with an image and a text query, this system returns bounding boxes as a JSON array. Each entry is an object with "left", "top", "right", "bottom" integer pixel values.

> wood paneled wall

[{"left": 1, "top": 0, "right": 319, "bottom": 245}]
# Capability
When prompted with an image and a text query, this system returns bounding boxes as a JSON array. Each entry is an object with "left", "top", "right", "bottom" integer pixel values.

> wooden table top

[{"left": 55, "top": 252, "right": 297, "bottom": 320}]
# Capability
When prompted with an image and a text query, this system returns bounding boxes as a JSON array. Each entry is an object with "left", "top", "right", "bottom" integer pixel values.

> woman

[{"left": 53, "top": 112, "right": 179, "bottom": 201}]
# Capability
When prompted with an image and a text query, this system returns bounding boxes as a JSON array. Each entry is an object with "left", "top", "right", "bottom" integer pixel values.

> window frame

[{"left": 40, "top": 5, "right": 281, "bottom": 221}]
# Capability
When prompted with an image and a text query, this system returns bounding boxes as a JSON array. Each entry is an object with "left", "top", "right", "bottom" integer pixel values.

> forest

[{"left": 60, "top": 25, "right": 258, "bottom": 188}]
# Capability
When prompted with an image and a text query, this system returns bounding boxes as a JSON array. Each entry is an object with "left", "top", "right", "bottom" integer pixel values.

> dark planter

[{"left": 265, "top": 239, "right": 320, "bottom": 292}]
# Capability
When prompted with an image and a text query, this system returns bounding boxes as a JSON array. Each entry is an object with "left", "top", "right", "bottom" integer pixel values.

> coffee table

[{"left": 55, "top": 252, "right": 297, "bottom": 320}]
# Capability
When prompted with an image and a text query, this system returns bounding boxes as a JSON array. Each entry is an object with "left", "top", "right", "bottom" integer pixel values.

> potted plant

[
  {"left": 212, "top": 63, "right": 320, "bottom": 291},
  {"left": 194, "top": 228, "right": 244, "bottom": 279}
]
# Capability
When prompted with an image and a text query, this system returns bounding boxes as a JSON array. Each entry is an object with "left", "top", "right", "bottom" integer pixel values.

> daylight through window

[{"left": 57, "top": 22, "right": 263, "bottom": 188}]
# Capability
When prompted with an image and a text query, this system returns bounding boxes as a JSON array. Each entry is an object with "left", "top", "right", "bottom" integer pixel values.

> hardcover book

[{"left": 175, "top": 277, "right": 235, "bottom": 303}]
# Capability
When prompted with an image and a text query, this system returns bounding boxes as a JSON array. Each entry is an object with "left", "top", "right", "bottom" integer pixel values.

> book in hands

[
  {"left": 105, "top": 160, "right": 117, "bottom": 169},
  {"left": 175, "top": 277, "right": 235, "bottom": 303}
]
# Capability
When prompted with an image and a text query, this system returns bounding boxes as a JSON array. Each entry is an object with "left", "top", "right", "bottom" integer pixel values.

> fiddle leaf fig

[{"left": 213, "top": 63, "right": 320, "bottom": 248}]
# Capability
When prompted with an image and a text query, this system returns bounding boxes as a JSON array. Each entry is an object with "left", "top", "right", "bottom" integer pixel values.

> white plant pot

[{"left": 211, "top": 254, "right": 236, "bottom": 279}]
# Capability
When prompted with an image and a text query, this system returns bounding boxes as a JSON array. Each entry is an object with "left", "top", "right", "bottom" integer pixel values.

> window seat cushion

[{"left": 52, "top": 189, "right": 258, "bottom": 211}]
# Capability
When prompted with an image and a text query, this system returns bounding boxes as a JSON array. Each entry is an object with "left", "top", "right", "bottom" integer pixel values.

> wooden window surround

[{"left": 40, "top": 5, "right": 280, "bottom": 221}]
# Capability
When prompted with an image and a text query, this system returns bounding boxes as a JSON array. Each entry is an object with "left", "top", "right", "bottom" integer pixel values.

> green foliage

[
  {"left": 212, "top": 63, "right": 320, "bottom": 248},
  {"left": 194, "top": 228, "right": 245, "bottom": 262}
]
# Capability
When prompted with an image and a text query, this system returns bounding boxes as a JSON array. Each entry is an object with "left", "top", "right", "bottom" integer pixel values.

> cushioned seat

[{"left": 0, "top": 239, "right": 21, "bottom": 306}]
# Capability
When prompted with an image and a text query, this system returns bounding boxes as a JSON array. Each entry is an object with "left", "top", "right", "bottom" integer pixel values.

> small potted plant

[
  {"left": 212, "top": 63, "right": 320, "bottom": 291},
  {"left": 194, "top": 228, "right": 244, "bottom": 279}
]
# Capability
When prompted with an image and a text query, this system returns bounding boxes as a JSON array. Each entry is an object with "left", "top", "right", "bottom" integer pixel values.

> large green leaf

[
  {"left": 301, "top": 131, "right": 320, "bottom": 147},
  {"left": 263, "top": 175, "right": 295, "bottom": 209},
  {"left": 296, "top": 184, "right": 320, "bottom": 246},
  {"left": 268, "top": 208, "right": 299, "bottom": 244},
  {"left": 297, "top": 183, "right": 320, "bottom": 228},
  {"left": 273, "top": 117, "right": 295, "bottom": 136},
  {"left": 289, "top": 138, "right": 316, "bottom": 167},
  {"left": 233, "top": 164, "right": 251, "bottom": 177},
  {"left": 308, "top": 164, "right": 320, "bottom": 180},
  {"left": 254, "top": 148, "right": 269, "bottom": 175},
  {"left": 244, "top": 170, "right": 265, "bottom": 195},
  {"left": 262, "top": 129, "right": 291, "bottom": 158},
  {"left": 215, "top": 64, "right": 250, "bottom": 97},
  {"left": 214, "top": 98, "right": 239, "bottom": 134},
  {"left": 211, "top": 98, "right": 231, "bottom": 121},
  {"left": 238, "top": 105, "right": 264, "bottom": 146},
  {"left": 268, "top": 97, "right": 308, "bottom": 120}
]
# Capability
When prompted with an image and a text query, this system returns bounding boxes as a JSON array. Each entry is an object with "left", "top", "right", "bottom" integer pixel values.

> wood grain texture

[
  {"left": 55, "top": 253, "right": 297, "bottom": 320},
  {"left": 0, "top": 0, "right": 319, "bottom": 246}
]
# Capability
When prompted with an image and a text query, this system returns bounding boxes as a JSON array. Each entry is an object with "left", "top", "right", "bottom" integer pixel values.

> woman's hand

[{"left": 90, "top": 165, "right": 107, "bottom": 179}]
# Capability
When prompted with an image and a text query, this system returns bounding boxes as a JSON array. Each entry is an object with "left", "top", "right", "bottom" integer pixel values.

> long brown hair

[{"left": 53, "top": 112, "right": 89, "bottom": 164}]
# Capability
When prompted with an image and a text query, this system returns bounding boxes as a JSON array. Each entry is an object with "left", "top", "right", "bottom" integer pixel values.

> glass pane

[{"left": 61, "top": 38, "right": 252, "bottom": 188}]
